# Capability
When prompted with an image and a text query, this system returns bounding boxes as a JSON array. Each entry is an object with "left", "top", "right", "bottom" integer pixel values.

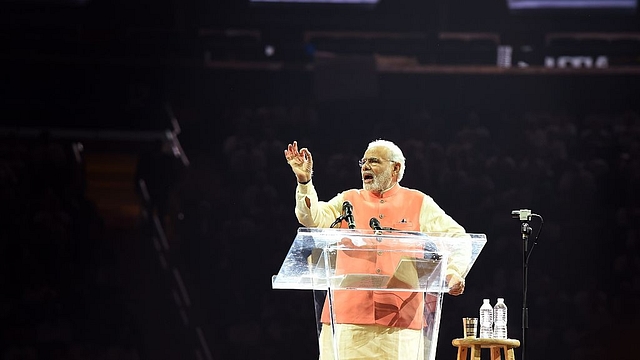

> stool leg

[
  {"left": 457, "top": 346, "right": 468, "bottom": 360},
  {"left": 470, "top": 345, "right": 481, "bottom": 360},
  {"left": 506, "top": 348, "right": 515, "bottom": 360},
  {"left": 490, "top": 346, "right": 503, "bottom": 360}
]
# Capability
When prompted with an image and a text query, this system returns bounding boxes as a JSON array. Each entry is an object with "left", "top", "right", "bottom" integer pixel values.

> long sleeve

[
  {"left": 418, "top": 195, "right": 472, "bottom": 279},
  {"left": 295, "top": 181, "right": 344, "bottom": 228}
]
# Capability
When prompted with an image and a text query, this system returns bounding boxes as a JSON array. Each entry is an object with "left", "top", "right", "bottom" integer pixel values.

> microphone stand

[
  {"left": 330, "top": 215, "right": 344, "bottom": 228},
  {"left": 520, "top": 220, "right": 532, "bottom": 360}
]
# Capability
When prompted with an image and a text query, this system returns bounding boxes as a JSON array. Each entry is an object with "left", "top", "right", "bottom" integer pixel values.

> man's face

[{"left": 360, "top": 146, "right": 397, "bottom": 193}]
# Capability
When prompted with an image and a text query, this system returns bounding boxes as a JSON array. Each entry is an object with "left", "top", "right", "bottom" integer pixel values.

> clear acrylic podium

[{"left": 272, "top": 228, "right": 487, "bottom": 360}]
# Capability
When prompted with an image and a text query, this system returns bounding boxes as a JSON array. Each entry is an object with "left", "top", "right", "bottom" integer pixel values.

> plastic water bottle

[
  {"left": 493, "top": 298, "right": 508, "bottom": 339},
  {"left": 479, "top": 299, "right": 493, "bottom": 338}
]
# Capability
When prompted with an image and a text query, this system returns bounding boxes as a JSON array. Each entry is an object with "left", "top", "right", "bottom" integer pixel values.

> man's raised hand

[{"left": 284, "top": 141, "right": 313, "bottom": 183}]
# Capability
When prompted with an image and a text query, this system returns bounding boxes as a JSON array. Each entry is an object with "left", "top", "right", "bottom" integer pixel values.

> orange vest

[{"left": 320, "top": 185, "right": 427, "bottom": 330}]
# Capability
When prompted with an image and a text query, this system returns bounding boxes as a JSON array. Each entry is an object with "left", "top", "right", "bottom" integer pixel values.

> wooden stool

[{"left": 452, "top": 338, "right": 520, "bottom": 360}]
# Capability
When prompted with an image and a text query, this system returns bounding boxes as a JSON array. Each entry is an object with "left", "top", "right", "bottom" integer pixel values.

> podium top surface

[
  {"left": 272, "top": 228, "right": 487, "bottom": 292},
  {"left": 294, "top": 227, "right": 486, "bottom": 242}
]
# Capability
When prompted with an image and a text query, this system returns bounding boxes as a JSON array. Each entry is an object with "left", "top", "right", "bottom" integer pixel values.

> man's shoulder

[
  {"left": 342, "top": 188, "right": 360, "bottom": 193},
  {"left": 399, "top": 186, "right": 429, "bottom": 198},
  {"left": 341, "top": 188, "right": 362, "bottom": 197}
]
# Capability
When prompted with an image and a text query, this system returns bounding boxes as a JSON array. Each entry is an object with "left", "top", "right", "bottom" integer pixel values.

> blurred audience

[
  {"left": 3, "top": 102, "right": 638, "bottom": 359},
  {"left": 160, "top": 104, "right": 639, "bottom": 359},
  {"left": 0, "top": 134, "right": 140, "bottom": 360}
]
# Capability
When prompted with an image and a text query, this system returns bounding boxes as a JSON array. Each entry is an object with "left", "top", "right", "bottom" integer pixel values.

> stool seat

[{"left": 452, "top": 338, "right": 520, "bottom": 360}]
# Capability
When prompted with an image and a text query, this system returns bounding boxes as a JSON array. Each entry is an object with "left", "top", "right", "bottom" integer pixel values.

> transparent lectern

[{"left": 272, "top": 228, "right": 487, "bottom": 360}]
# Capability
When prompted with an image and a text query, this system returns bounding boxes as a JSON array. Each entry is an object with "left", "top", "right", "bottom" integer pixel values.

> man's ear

[{"left": 394, "top": 162, "right": 401, "bottom": 174}]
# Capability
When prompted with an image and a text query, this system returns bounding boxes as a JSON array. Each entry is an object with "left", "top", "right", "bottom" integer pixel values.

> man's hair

[{"left": 367, "top": 139, "right": 406, "bottom": 182}]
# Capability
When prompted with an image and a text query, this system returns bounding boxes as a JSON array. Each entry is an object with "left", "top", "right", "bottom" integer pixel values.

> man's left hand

[{"left": 446, "top": 273, "right": 465, "bottom": 296}]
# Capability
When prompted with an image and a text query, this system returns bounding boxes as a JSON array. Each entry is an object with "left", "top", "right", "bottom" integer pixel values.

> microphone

[
  {"left": 511, "top": 209, "right": 533, "bottom": 221},
  {"left": 342, "top": 201, "right": 356, "bottom": 229},
  {"left": 369, "top": 217, "right": 396, "bottom": 231},
  {"left": 369, "top": 217, "right": 382, "bottom": 231}
]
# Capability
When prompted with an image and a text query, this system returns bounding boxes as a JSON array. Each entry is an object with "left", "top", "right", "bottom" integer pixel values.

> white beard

[{"left": 363, "top": 167, "right": 393, "bottom": 193}]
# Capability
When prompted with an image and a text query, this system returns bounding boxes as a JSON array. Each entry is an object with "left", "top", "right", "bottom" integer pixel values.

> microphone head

[
  {"left": 512, "top": 209, "right": 532, "bottom": 221},
  {"left": 342, "top": 201, "right": 354, "bottom": 216},
  {"left": 369, "top": 217, "right": 382, "bottom": 230}
]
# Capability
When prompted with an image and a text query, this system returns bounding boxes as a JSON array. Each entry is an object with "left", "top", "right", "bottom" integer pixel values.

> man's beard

[{"left": 363, "top": 167, "right": 393, "bottom": 193}]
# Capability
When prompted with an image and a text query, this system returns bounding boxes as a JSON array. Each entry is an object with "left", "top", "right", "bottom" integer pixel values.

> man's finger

[{"left": 300, "top": 148, "right": 313, "bottom": 163}]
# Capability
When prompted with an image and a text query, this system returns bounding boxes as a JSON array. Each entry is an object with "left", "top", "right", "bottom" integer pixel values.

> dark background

[{"left": 2, "top": 0, "right": 640, "bottom": 359}]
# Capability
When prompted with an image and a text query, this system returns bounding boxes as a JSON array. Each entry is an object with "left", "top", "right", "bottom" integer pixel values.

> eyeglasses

[{"left": 358, "top": 157, "right": 395, "bottom": 167}]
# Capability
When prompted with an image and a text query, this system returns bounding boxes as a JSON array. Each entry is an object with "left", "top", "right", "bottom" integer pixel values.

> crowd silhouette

[
  {"left": 163, "top": 103, "right": 640, "bottom": 359},
  {"left": 0, "top": 134, "right": 141, "bottom": 359}
]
